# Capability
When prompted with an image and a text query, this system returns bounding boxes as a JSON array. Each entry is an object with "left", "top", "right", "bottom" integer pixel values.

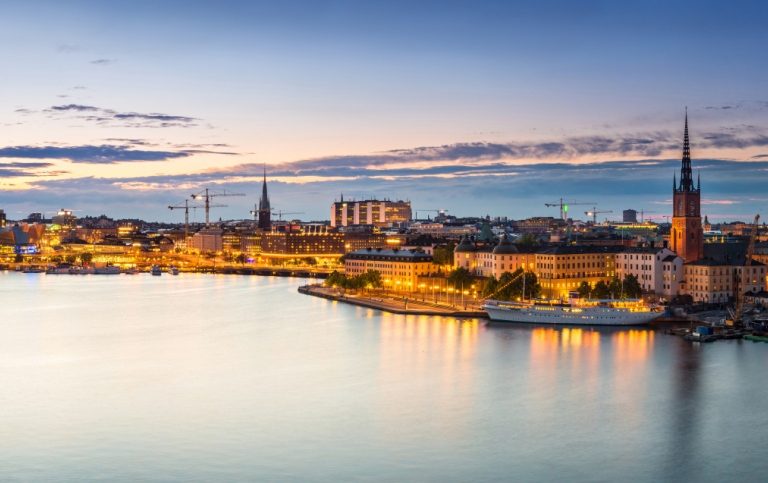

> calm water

[{"left": 1, "top": 273, "right": 767, "bottom": 482}]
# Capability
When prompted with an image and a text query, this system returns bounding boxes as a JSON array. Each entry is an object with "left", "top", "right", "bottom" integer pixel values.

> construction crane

[
  {"left": 584, "top": 207, "right": 613, "bottom": 224},
  {"left": 638, "top": 209, "right": 656, "bottom": 223},
  {"left": 545, "top": 199, "right": 595, "bottom": 221},
  {"left": 168, "top": 200, "right": 204, "bottom": 242},
  {"left": 733, "top": 214, "right": 760, "bottom": 327},
  {"left": 275, "top": 210, "right": 304, "bottom": 221},
  {"left": 190, "top": 188, "right": 245, "bottom": 224}
]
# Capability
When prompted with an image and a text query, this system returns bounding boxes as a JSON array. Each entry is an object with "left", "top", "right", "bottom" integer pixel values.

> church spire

[
  {"left": 673, "top": 172, "right": 677, "bottom": 191},
  {"left": 679, "top": 108, "right": 694, "bottom": 192},
  {"left": 258, "top": 164, "right": 271, "bottom": 230}
]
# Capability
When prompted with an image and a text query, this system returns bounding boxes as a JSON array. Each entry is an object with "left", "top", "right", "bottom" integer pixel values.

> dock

[{"left": 298, "top": 284, "right": 488, "bottom": 318}]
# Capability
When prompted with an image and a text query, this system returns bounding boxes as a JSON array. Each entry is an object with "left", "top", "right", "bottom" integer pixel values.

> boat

[
  {"left": 168, "top": 266, "right": 179, "bottom": 275},
  {"left": 94, "top": 265, "right": 121, "bottom": 275},
  {"left": 150, "top": 265, "right": 162, "bottom": 276},
  {"left": 22, "top": 266, "right": 45, "bottom": 273},
  {"left": 483, "top": 297, "right": 664, "bottom": 326},
  {"left": 122, "top": 266, "right": 139, "bottom": 275},
  {"left": 744, "top": 334, "right": 768, "bottom": 343}
]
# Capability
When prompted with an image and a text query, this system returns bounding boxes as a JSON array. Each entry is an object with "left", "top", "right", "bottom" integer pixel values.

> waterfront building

[
  {"left": 345, "top": 247, "right": 433, "bottom": 292},
  {"left": 616, "top": 246, "right": 683, "bottom": 301},
  {"left": 534, "top": 245, "right": 622, "bottom": 299},
  {"left": 0, "top": 209, "right": 5, "bottom": 228},
  {"left": 330, "top": 196, "right": 412, "bottom": 228},
  {"left": 671, "top": 112, "right": 704, "bottom": 262},
  {"left": 341, "top": 225, "right": 388, "bottom": 252},
  {"left": 453, "top": 234, "right": 534, "bottom": 279},
  {"left": 683, "top": 257, "right": 766, "bottom": 304}
]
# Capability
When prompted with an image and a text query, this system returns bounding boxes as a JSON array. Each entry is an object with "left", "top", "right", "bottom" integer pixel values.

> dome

[
  {"left": 492, "top": 234, "right": 519, "bottom": 255},
  {"left": 453, "top": 235, "right": 477, "bottom": 253}
]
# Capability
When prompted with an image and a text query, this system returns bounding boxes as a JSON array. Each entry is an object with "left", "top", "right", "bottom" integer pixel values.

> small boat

[
  {"left": 22, "top": 266, "right": 45, "bottom": 273},
  {"left": 744, "top": 334, "right": 768, "bottom": 343},
  {"left": 150, "top": 265, "right": 162, "bottom": 276},
  {"left": 168, "top": 266, "right": 179, "bottom": 275},
  {"left": 122, "top": 267, "right": 139, "bottom": 275}
]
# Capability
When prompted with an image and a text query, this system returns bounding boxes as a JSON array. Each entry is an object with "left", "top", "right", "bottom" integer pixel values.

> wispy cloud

[
  {"left": 90, "top": 59, "right": 115, "bottom": 65},
  {"left": 56, "top": 44, "right": 81, "bottom": 53},
  {"left": 44, "top": 104, "right": 201, "bottom": 128},
  {"left": 0, "top": 145, "right": 195, "bottom": 164},
  {"left": 0, "top": 161, "right": 66, "bottom": 178},
  {"left": 702, "top": 199, "right": 741, "bottom": 205}
]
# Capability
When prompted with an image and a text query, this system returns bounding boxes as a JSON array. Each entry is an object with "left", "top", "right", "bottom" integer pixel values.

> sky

[{"left": 1, "top": 0, "right": 768, "bottom": 223}]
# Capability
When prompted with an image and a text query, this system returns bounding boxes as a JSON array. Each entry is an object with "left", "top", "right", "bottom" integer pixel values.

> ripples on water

[{"left": 1, "top": 274, "right": 767, "bottom": 482}]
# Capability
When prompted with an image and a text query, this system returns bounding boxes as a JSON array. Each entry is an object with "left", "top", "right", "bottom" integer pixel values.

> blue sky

[{"left": 1, "top": 0, "right": 767, "bottom": 222}]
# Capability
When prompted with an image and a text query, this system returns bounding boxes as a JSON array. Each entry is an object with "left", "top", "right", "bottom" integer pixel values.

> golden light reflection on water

[{"left": 376, "top": 314, "right": 480, "bottom": 439}]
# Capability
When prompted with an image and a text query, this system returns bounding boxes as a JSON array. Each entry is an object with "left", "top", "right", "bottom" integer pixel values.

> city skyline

[{"left": 2, "top": 1, "right": 768, "bottom": 221}]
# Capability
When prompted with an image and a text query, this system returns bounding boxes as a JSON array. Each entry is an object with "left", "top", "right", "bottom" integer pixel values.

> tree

[
  {"left": 622, "top": 274, "right": 643, "bottom": 299},
  {"left": 236, "top": 253, "right": 246, "bottom": 265},
  {"left": 79, "top": 252, "right": 93, "bottom": 265},
  {"left": 577, "top": 281, "right": 592, "bottom": 299},
  {"left": 447, "top": 266, "right": 474, "bottom": 290},
  {"left": 14, "top": 254, "right": 23, "bottom": 263},
  {"left": 432, "top": 241, "right": 457, "bottom": 270},
  {"left": 496, "top": 269, "right": 522, "bottom": 300},
  {"left": 324, "top": 270, "right": 345, "bottom": 288},
  {"left": 592, "top": 280, "right": 610, "bottom": 299},
  {"left": 608, "top": 277, "right": 622, "bottom": 299},
  {"left": 363, "top": 269, "right": 382, "bottom": 290},
  {"left": 65, "top": 255, "right": 77, "bottom": 264},
  {"left": 50, "top": 255, "right": 63, "bottom": 263},
  {"left": 511, "top": 271, "right": 542, "bottom": 300},
  {"left": 304, "top": 257, "right": 317, "bottom": 266},
  {"left": 482, "top": 275, "right": 499, "bottom": 298},
  {"left": 515, "top": 232, "right": 539, "bottom": 248}
]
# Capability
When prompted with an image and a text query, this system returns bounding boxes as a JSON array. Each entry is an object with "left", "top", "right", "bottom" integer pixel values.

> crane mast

[
  {"left": 191, "top": 188, "right": 245, "bottom": 224},
  {"left": 733, "top": 214, "right": 760, "bottom": 327}
]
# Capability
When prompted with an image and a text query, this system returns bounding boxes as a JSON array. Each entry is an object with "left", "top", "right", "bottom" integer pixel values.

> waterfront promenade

[{"left": 299, "top": 283, "right": 488, "bottom": 318}]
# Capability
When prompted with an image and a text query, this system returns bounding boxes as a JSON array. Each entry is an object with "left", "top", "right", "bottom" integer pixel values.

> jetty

[{"left": 298, "top": 283, "right": 488, "bottom": 318}]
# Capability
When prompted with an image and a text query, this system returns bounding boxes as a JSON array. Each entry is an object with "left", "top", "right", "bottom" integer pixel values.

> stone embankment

[{"left": 298, "top": 284, "right": 488, "bottom": 318}]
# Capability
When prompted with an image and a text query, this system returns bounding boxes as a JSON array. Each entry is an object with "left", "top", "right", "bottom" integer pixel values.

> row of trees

[
  {"left": 576, "top": 274, "right": 642, "bottom": 300},
  {"left": 325, "top": 269, "right": 383, "bottom": 293},
  {"left": 482, "top": 268, "right": 542, "bottom": 301}
]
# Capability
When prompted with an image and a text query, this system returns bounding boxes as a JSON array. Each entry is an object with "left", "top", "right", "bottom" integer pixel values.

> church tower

[
  {"left": 671, "top": 110, "right": 703, "bottom": 262},
  {"left": 258, "top": 166, "right": 271, "bottom": 230}
]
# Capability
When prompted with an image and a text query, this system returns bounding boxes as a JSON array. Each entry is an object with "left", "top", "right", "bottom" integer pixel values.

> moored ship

[{"left": 483, "top": 297, "right": 663, "bottom": 326}]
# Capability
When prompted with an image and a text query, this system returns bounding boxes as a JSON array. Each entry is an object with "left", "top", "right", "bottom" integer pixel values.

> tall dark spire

[
  {"left": 673, "top": 172, "right": 677, "bottom": 191},
  {"left": 679, "top": 108, "right": 695, "bottom": 192},
  {"left": 258, "top": 164, "right": 271, "bottom": 230}
]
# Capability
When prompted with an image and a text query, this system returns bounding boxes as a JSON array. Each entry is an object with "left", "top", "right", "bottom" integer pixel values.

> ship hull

[{"left": 483, "top": 301, "right": 661, "bottom": 326}]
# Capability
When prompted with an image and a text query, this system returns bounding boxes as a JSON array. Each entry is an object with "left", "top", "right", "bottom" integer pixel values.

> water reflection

[{"left": 377, "top": 315, "right": 480, "bottom": 439}]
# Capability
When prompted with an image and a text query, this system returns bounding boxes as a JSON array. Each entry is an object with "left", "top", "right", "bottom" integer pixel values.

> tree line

[{"left": 324, "top": 269, "right": 383, "bottom": 292}]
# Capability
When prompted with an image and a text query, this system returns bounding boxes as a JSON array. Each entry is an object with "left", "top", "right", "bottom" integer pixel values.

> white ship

[
  {"left": 94, "top": 265, "right": 121, "bottom": 275},
  {"left": 483, "top": 298, "right": 664, "bottom": 326}
]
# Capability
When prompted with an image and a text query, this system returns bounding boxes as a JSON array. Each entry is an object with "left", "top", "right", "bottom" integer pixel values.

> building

[
  {"left": 330, "top": 196, "right": 412, "bottom": 228},
  {"left": 671, "top": 112, "right": 704, "bottom": 262},
  {"left": 190, "top": 229, "right": 223, "bottom": 252},
  {"left": 260, "top": 224, "right": 344, "bottom": 261},
  {"left": 454, "top": 234, "right": 534, "bottom": 279},
  {"left": 616, "top": 246, "right": 682, "bottom": 301},
  {"left": 0, "top": 209, "right": 6, "bottom": 228},
  {"left": 683, "top": 257, "right": 765, "bottom": 304},
  {"left": 345, "top": 248, "right": 433, "bottom": 292},
  {"left": 258, "top": 168, "right": 271, "bottom": 231},
  {"left": 52, "top": 209, "right": 77, "bottom": 229},
  {"left": 623, "top": 209, "right": 637, "bottom": 223},
  {"left": 534, "top": 245, "right": 622, "bottom": 299}
]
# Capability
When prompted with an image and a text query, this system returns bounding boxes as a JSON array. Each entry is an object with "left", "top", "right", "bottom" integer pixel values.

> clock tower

[{"left": 671, "top": 111, "right": 703, "bottom": 262}]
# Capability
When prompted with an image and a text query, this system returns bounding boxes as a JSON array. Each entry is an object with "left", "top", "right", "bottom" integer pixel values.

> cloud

[
  {"left": 0, "top": 145, "right": 192, "bottom": 164},
  {"left": 71, "top": 86, "right": 87, "bottom": 90},
  {"left": 90, "top": 59, "right": 115, "bottom": 65},
  {"left": 701, "top": 199, "right": 741, "bottom": 205},
  {"left": 44, "top": 104, "right": 201, "bottom": 128},
  {"left": 56, "top": 44, "right": 81, "bottom": 53},
  {"left": 751, "top": 154, "right": 768, "bottom": 159},
  {"left": 50, "top": 104, "right": 100, "bottom": 112},
  {"left": 0, "top": 161, "right": 65, "bottom": 178}
]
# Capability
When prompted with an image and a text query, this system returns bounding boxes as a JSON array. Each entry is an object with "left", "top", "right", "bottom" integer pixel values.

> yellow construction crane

[
  {"left": 545, "top": 199, "right": 595, "bottom": 221},
  {"left": 733, "top": 214, "right": 760, "bottom": 327},
  {"left": 190, "top": 188, "right": 245, "bottom": 224}
]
